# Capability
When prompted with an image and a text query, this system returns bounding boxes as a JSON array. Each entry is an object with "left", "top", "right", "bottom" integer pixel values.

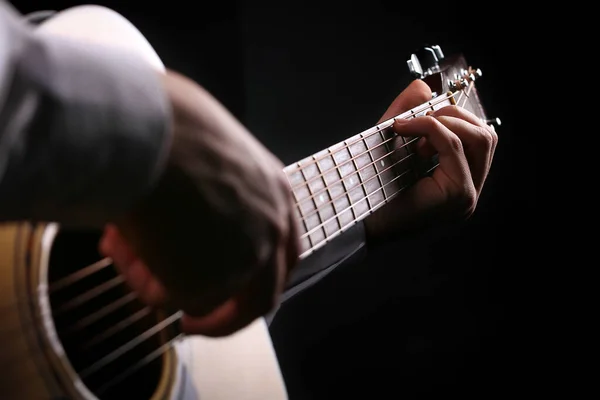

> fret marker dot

[
  {"left": 381, "top": 160, "right": 385, "bottom": 167},
  {"left": 319, "top": 194, "right": 325, "bottom": 202},
  {"left": 349, "top": 178, "right": 354, "bottom": 184}
]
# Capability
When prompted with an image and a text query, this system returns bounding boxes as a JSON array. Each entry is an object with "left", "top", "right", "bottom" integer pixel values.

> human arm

[
  {"left": 0, "top": 1, "right": 170, "bottom": 226},
  {"left": 1, "top": 2, "right": 300, "bottom": 337}
]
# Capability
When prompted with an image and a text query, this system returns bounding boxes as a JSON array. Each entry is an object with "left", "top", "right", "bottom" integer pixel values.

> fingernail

[{"left": 394, "top": 117, "right": 409, "bottom": 124}]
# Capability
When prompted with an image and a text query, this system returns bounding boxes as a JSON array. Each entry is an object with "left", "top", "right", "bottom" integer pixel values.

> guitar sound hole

[{"left": 47, "top": 230, "right": 166, "bottom": 399}]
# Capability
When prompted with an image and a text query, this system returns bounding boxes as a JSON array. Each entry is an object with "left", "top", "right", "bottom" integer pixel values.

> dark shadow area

[{"left": 13, "top": 0, "right": 536, "bottom": 398}]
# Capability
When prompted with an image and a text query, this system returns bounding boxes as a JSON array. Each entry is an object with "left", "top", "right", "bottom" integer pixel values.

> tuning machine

[
  {"left": 456, "top": 67, "right": 482, "bottom": 81},
  {"left": 485, "top": 117, "right": 501, "bottom": 128},
  {"left": 407, "top": 45, "right": 445, "bottom": 79},
  {"left": 448, "top": 78, "right": 469, "bottom": 91},
  {"left": 448, "top": 66, "right": 483, "bottom": 92}
]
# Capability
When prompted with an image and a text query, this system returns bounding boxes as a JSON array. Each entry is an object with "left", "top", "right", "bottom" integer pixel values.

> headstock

[{"left": 407, "top": 45, "right": 500, "bottom": 128}]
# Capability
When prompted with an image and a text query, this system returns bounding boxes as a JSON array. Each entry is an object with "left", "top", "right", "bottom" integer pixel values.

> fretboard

[{"left": 285, "top": 91, "right": 456, "bottom": 259}]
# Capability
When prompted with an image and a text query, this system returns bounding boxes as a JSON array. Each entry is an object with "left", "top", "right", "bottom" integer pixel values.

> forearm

[{"left": 0, "top": 2, "right": 171, "bottom": 227}]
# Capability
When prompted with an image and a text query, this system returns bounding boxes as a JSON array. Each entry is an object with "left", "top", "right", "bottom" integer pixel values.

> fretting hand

[{"left": 364, "top": 79, "right": 498, "bottom": 242}]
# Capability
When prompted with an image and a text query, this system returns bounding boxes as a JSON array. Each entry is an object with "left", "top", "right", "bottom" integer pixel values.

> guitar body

[
  {"left": 0, "top": 5, "right": 287, "bottom": 400},
  {"left": 0, "top": 5, "right": 493, "bottom": 400}
]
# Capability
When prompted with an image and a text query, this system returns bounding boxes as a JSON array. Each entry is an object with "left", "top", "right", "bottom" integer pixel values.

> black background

[{"left": 13, "top": 1, "right": 536, "bottom": 398}]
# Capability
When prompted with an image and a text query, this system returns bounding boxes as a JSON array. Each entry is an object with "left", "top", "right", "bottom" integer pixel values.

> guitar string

[
  {"left": 3, "top": 155, "right": 412, "bottom": 320},
  {"left": 0, "top": 83, "right": 478, "bottom": 324},
  {"left": 0, "top": 84, "right": 476, "bottom": 327},
  {"left": 0, "top": 167, "right": 421, "bottom": 370},
  {"left": 0, "top": 97, "right": 454, "bottom": 353},
  {"left": 2, "top": 169, "right": 436, "bottom": 361},
  {"left": 0, "top": 84, "right": 481, "bottom": 391},
  {"left": 0, "top": 132, "right": 427, "bottom": 311},
  {"left": 3, "top": 144, "right": 436, "bottom": 333},
  {"left": 285, "top": 90, "right": 458, "bottom": 177},
  {"left": 55, "top": 93, "right": 483, "bottom": 394},
  {"left": 95, "top": 333, "right": 185, "bottom": 396},
  {"left": 456, "top": 78, "right": 475, "bottom": 109},
  {"left": 49, "top": 257, "right": 113, "bottom": 293},
  {"left": 0, "top": 284, "right": 143, "bottom": 341},
  {"left": 1, "top": 161, "right": 440, "bottom": 388},
  {"left": 293, "top": 136, "right": 419, "bottom": 222},
  {"left": 0, "top": 140, "right": 424, "bottom": 325},
  {"left": 284, "top": 92, "right": 458, "bottom": 201},
  {"left": 0, "top": 147, "right": 432, "bottom": 326},
  {"left": 88, "top": 147, "right": 446, "bottom": 387},
  {"left": 77, "top": 310, "right": 182, "bottom": 379},
  {"left": 299, "top": 154, "right": 418, "bottom": 241},
  {"left": 291, "top": 83, "right": 477, "bottom": 207},
  {"left": 297, "top": 135, "right": 435, "bottom": 240},
  {"left": 76, "top": 159, "right": 445, "bottom": 389},
  {"left": 299, "top": 161, "right": 439, "bottom": 259},
  {"left": 297, "top": 80, "right": 478, "bottom": 253},
  {"left": 4, "top": 154, "right": 421, "bottom": 356},
  {"left": 80, "top": 306, "right": 153, "bottom": 350},
  {"left": 43, "top": 159, "right": 438, "bottom": 388},
  {"left": 286, "top": 118, "right": 415, "bottom": 193},
  {"left": 0, "top": 90, "right": 464, "bottom": 302}
]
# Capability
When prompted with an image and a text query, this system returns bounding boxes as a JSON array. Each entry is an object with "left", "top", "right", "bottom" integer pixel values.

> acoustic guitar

[{"left": 0, "top": 5, "right": 495, "bottom": 399}]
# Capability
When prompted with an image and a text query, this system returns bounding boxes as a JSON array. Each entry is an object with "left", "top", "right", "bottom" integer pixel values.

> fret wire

[
  {"left": 300, "top": 159, "right": 327, "bottom": 241},
  {"left": 376, "top": 129, "right": 390, "bottom": 201},
  {"left": 291, "top": 130, "right": 397, "bottom": 199},
  {"left": 334, "top": 146, "right": 358, "bottom": 223},
  {"left": 299, "top": 162, "right": 440, "bottom": 258},
  {"left": 346, "top": 139, "right": 371, "bottom": 212},
  {"left": 292, "top": 162, "right": 314, "bottom": 249},
  {"left": 328, "top": 148, "right": 348, "bottom": 230},
  {"left": 407, "top": 110, "right": 421, "bottom": 181},
  {"left": 300, "top": 153, "right": 416, "bottom": 240},
  {"left": 314, "top": 153, "right": 341, "bottom": 231},
  {"left": 292, "top": 90, "right": 465, "bottom": 257},
  {"left": 380, "top": 125, "right": 401, "bottom": 197},
  {"left": 286, "top": 91, "right": 458, "bottom": 176},
  {"left": 306, "top": 141, "right": 414, "bottom": 223},
  {"left": 299, "top": 180, "right": 410, "bottom": 258},
  {"left": 297, "top": 136, "right": 420, "bottom": 218},
  {"left": 287, "top": 95, "right": 456, "bottom": 196}
]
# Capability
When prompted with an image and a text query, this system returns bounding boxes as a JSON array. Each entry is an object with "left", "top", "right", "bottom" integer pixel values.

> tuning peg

[
  {"left": 459, "top": 67, "right": 483, "bottom": 83},
  {"left": 407, "top": 45, "right": 444, "bottom": 78},
  {"left": 485, "top": 117, "right": 501, "bottom": 127},
  {"left": 407, "top": 54, "right": 424, "bottom": 78},
  {"left": 431, "top": 45, "right": 444, "bottom": 61},
  {"left": 448, "top": 78, "right": 468, "bottom": 91}
]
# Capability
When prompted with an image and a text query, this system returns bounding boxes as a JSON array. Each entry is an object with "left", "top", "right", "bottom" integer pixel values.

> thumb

[{"left": 378, "top": 79, "right": 432, "bottom": 122}]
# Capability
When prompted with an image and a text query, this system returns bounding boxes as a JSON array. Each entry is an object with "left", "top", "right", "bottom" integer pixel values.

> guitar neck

[{"left": 285, "top": 91, "right": 457, "bottom": 259}]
